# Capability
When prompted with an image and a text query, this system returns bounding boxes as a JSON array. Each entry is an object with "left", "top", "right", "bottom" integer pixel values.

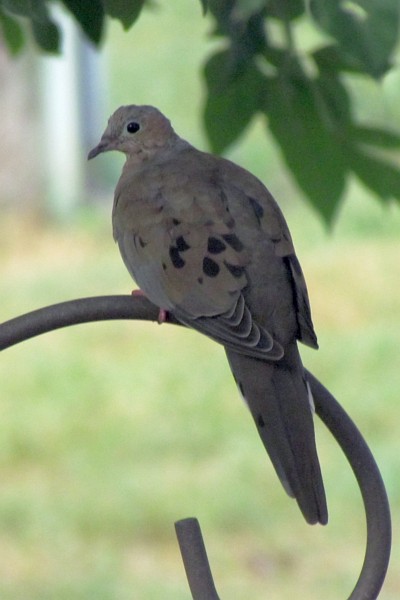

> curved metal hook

[
  {"left": 174, "top": 374, "right": 392, "bottom": 600},
  {"left": 0, "top": 294, "right": 392, "bottom": 598},
  {"left": 308, "top": 372, "right": 392, "bottom": 599}
]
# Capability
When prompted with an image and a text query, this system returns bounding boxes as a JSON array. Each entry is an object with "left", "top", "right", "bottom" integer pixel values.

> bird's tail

[{"left": 226, "top": 345, "right": 328, "bottom": 525}]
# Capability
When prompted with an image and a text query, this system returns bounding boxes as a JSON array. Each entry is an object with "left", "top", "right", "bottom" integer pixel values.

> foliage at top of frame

[{"left": 1, "top": 0, "right": 400, "bottom": 224}]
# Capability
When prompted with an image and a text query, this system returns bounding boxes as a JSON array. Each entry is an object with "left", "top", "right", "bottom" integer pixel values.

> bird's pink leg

[
  {"left": 131, "top": 289, "right": 145, "bottom": 298},
  {"left": 131, "top": 289, "right": 169, "bottom": 324}
]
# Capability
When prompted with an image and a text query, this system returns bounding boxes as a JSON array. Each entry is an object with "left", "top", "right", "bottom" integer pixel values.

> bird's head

[{"left": 88, "top": 105, "right": 176, "bottom": 161}]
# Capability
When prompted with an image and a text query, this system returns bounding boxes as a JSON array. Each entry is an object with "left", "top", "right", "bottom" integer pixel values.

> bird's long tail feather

[{"left": 226, "top": 345, "right": 327, "bottom": 525}]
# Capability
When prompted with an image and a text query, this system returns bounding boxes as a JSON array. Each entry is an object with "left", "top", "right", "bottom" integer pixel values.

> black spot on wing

[
  {"left": 172, "top": 218, "right": 181, "bottom": 226},
  {"left": 222, "top": 197, "right": 235, "bottom": 229},
  {"left": 176, "top": 235, "right": 190, "bottom": 252},
  {"left": 257, "top": 414, "right": 265, "bottom": 428},
  {"left": 168, "top": 236, "right": 190, "bottom": 269},
  {"left": 248, "top": 196, "right": 264, "bottom": 223},
  {"left": 222, "top": 233, "right": 244, "bottom": 252},
  {"left": 224, "top": 261, "right": 245, "bottom": 278},
  {"left": 203, "top": 256, "right": 220, "bottom": 277},
  {"left": 207, "top": 237, "right": 226, "bottom": 254},
  {"left": 169, "top": 246, "right": 185, "bottom": 269},
  {"left": 134, "top": 234, "right": 147, "bottom": 250}
]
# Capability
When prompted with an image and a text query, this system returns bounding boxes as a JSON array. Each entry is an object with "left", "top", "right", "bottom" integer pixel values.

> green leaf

[
  {"left": 204, "top": 50, "right": 265, "bottom": 153},
  {"left": 207, "top": 0, "right": 232, "bottom": 35},
  {"left": 263, "top": 71, "right": 348, "bottom": 223},
  {"left": 1, "top": 0, "right": 51, "bottom": 20},
  {"left": 312, "top": 70, "right": 351, "bottom": 132},
  {"left": 198, "top": 0, "right": 208, "bottom": 15},
  {"left": 0, "top": 8, "right": 24, "bottom": 53},
  {"left": 309, "top": 0, "right": 400, "bottom": 78},
  {"left": 313, "top": 44, "right": 367, "bottom": 75},
  {"left": 61, "top": 0, "right": 104, "bottom": 43},
  {"left": 0, "top": 0, "right": 31, "bottom": 17},
  {"left": 1, "top": 0, "right": 61, "bottom": 52},
  {"left": 209, "top": 0, "right": 266, "bottom": 29},
  {"left": 208, "top": 0, "right": 266, "bottom": 60},
  {"left": 346, "top": 146, "right": 400, "bottom": 201},
  {"left": 351, "top": 125, "right": 400, "bottom": 148},
  {"left": 266, "top": 0, "right": 304, "bottom": 21},
  {"left": 31, "top": 16, "right": 60, "bottom": 53},
  {"left": 234, "top": 0, "right": 267, "bottom": 20},
  {"left": 103, "top": 0, "right": 145, "bottom": 30}
]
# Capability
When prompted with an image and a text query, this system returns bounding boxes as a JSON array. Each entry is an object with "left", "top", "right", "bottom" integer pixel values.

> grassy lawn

[{"left": 1, "top": 1, "right": 400, "bottom": 597}]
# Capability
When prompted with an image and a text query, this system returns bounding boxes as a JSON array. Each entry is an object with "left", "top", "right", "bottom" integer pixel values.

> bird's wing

[
  {"left": 114, "top": 158, "right": 285, "bottom": 359},
  {"left": 114, "top": 148, "right": 316, "bottom": 356},
  {"left": 218, "top": 159, "right": 318, "bottom": 350}
]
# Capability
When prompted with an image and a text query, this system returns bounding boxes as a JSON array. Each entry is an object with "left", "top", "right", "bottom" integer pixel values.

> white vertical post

[{"left": 39, "top": 6, "right": 104, "bottom": 217}]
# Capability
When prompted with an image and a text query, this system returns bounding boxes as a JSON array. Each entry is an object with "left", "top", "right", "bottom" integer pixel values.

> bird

[{"left": 88, "top": 105, "right": 328, "bottom": 525}]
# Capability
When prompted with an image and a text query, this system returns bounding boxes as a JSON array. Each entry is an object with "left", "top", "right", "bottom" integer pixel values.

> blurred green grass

[
  {"left": 1, "top": 0, "right": 400, "bottom": 597},
  {"left": 0, "top": 193, "right": 399, "bottom": 599}
]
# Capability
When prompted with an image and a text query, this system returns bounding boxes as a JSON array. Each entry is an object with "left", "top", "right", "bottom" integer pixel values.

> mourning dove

[{"left": 88, "top": 105, "right": 327, "bottom": 525}]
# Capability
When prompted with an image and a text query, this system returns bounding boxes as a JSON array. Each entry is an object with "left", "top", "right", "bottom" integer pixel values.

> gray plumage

[{"left": 88, "top": 105, "right": 328, "bottom": 525}]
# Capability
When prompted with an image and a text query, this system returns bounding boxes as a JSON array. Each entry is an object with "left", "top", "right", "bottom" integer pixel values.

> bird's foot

[
  {"left": 131, "top": 289, "right": 145, "bottom": 297},
  {"left": 157, "top": 308, "right": 169, "bottom": 324},
  {"left": 131, "top": 289, "right": 169, "bottom": 324}
]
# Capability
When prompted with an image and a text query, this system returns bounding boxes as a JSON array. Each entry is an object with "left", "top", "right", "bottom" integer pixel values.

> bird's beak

[{"left": 87, "top": 136, "right": 114, "bottom": 160}]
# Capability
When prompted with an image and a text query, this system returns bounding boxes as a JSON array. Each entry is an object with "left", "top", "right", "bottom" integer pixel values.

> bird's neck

[{"left": 124, "top": 135, "right": 191, "bottom": 171}]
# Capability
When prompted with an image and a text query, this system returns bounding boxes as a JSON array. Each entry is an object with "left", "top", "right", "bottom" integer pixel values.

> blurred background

[{"left": 1, "top": 1, "right": 400, "bottom": 598}]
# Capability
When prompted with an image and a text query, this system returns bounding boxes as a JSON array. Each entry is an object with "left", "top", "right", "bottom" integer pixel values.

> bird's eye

[{"left": 126, "top": 121, "right": 140, "bottom": 134}]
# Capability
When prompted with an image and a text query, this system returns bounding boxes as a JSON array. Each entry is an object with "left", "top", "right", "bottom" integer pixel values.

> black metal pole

[{"left": 175, "top": 518, "right": 220, "bottom": 600}]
